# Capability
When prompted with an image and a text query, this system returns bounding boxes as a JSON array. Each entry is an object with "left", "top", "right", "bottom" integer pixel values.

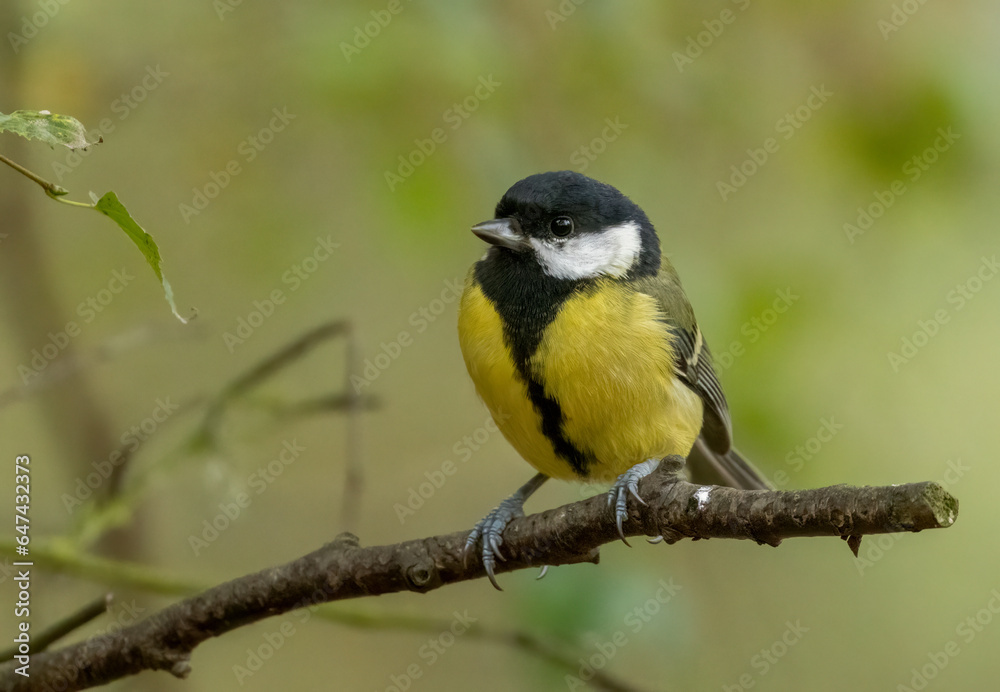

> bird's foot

[
  {"left": 464, "top": 473, "right": 548, "bottom": 591},
  {"left": 607, "top": 458, "right": 659, "bottom": 546},
  {"left": 464, "top": 495, "right": 527, "bottom": 590}
]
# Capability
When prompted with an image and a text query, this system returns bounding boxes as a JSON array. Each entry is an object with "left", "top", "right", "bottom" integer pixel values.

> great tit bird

[{"left": 458, "top": 171, "right": 770, "bottom": 589}]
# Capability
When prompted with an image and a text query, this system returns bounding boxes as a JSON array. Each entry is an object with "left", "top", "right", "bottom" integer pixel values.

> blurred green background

[{"left": 1, "top": 1, "right": 998, "bottom": 690}]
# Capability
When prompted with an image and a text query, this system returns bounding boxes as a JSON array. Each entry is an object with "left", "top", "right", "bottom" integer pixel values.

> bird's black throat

[{"left": 474, "top": 248, "right": 596, "bottom": 476}]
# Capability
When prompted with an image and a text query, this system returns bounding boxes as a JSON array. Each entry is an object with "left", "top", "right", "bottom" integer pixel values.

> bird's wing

[
  {"left": 668, "top": 325, "right": 733, "bottom": 454},
  {"left": 634, "top": 261, "right": 771, "bottom": 490},
  {"left": 632, "top": 262, "right": 732, "bottom": 454}
]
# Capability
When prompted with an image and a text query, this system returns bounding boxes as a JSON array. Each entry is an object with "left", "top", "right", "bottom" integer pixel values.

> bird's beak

[{"left": 471, "top": 218, "right": 529, "bottom": 252}]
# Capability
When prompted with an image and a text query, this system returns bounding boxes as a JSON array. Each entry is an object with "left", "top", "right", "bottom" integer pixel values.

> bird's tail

[{"left": 685, "top": 437, "right": 772, "bottom": 490}]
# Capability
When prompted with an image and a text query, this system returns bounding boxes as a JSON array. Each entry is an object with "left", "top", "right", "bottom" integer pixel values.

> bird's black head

[{"left": 471, "top": 171, "right": 661, "bottom": 281}]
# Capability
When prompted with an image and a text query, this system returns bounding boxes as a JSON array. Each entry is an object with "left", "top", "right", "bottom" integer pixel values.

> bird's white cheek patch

[{"left": 531, "top": 221, "right": 641, "bottom": 280}]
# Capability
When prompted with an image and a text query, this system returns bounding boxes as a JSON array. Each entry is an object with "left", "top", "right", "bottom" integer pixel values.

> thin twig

[
  {"left": 0, "top": 594, "right": 111, "bottom": 661},
  {"left": 57, "top": 322, "right": 367, "bottom": 547},
  {"left": 273, "top": 392, "right": 379, "bottom": 419},
  {"left": 0, "top": 151, "right": 68, "bottom": 195},
  {"left": 194, "top": 320, "right": 352, "bottom": 445},
  {"left": 340, "top": 323, "right": 365, "bottom": 532},
  {"left": 0, "top": 541, "right": 199, "bottom": 597},
  {"left": 322, "top": 610, "right": 643, "bottom": 692},
  {"left": 103, "top": 395, "right": 205, "bottom": 502}
]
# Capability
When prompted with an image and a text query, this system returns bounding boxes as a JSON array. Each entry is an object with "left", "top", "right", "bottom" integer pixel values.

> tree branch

[
  {"left": 0, "top": 544, "right": 640, "bottom": 692},
  {"left": 0, "top": 458, "right": 957, "bottom": 691}
]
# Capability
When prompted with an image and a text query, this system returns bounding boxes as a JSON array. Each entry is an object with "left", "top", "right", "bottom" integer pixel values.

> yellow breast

[{"left": 458, "top": 277, "right": 703, "bottom": 482}]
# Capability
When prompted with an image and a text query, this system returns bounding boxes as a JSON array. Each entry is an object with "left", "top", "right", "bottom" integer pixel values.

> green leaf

[
  {"left": 0, "top": 110, "right": 100, "bottom": 149},
  {"left": 92, "top": 191, "right": 188, "bottom": 323}
]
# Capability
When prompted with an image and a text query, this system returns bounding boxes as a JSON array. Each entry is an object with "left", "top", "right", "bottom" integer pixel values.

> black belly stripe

[
  {"left": 525, "top": 379, "right": 592, "bottom": 476},
  {"left": 474, "top": 249, "right": 596, "bottom": 476}
]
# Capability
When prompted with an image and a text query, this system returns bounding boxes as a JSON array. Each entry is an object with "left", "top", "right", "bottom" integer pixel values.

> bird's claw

[
  {"left": 464, "top": 496, "right": 526, "bottom": 591},
  {"left": 607, "top": 459, "right": 659, "bottom": 546}
]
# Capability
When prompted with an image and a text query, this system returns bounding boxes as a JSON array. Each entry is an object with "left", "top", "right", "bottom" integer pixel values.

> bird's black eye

[{"left": 550, "top": 216, "right": 574, "bottom": 237}]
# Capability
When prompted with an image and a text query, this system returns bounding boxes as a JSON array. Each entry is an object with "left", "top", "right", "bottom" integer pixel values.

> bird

[{"left": 457, "top": 170, "right": 770, "bottom": 589}]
